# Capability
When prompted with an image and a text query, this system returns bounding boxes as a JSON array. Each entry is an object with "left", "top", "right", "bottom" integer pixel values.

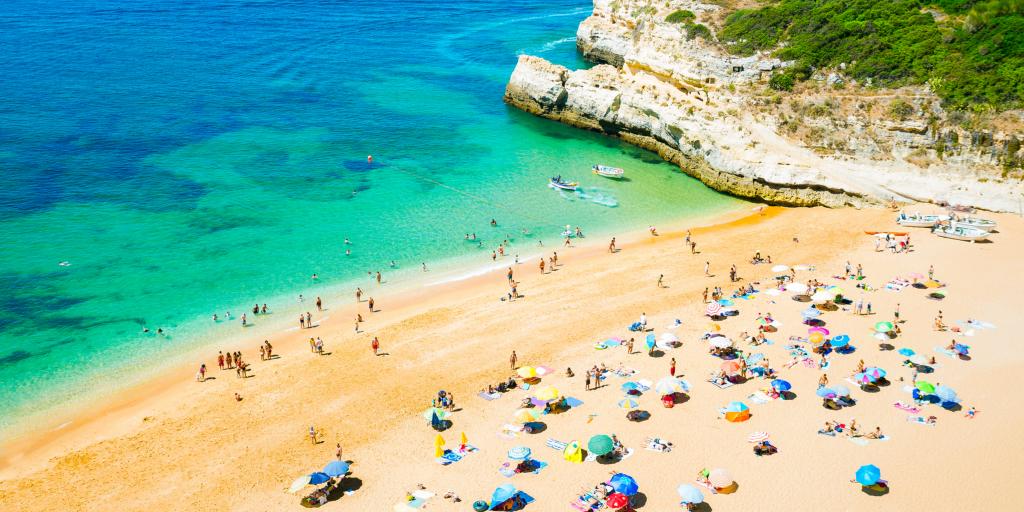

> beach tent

[
  {"left": 608, "top": 473, "right": 639, "bottom": 496},
  {"left": 588, "top": 435, "right": 614, "bottom": 456},
  {"left": 677, "top": 484, "right": 704, "bottom": 504},
  {"left": 563, "top": 440, "right": 583, "bottom": 463},
  {"left": 724, "top": 401, "right": 750, "bottom": 422}
]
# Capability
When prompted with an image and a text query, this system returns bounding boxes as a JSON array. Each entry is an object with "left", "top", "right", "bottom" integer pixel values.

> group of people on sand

[
  {"left": 749, "top": 251, "right": 773, "bottom": 264},
  {"left": 818, "top": 419, "right": 884, "bottom": 439}
]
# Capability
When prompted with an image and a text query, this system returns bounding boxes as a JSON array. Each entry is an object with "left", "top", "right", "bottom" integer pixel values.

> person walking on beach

[
  {"left": 702, "top": 288, "right": 709, "bottom": 304},
  {"left": 309, "top": 426, "right": 318, "bottom": 445},
  {"left": 626, "top": 338, "right": 634, "bottom": 355},
  {"left": 507, "top": 267, "right": 514, "bottom": 283},
  {"left": 315, "top": 337, "right": 324, "bottom": 355},
  {"left": 510, "top": 350, "right": 518, "bottom": 370},
  {"left": 704, "top": 261, "right": 710, "bottom": 276},
  {"left": 657, "top": 274, "right": 664, "bottom": 288},
  {"left": 894, "top": 303, "right": 901, "bottom": 323},
  {"left": 866, "top": 302, "right": 872, "bottom": 315},
  {"left": 218, "top": 351, "right": 225, "bottom": 370},
  {"left": 690, "top": 241, "right": 697, "bottom": 254},
  {"left": 368, "top": 297, "right": 375, "bottom": 312},
  {"left": 226, "top": 352, "right": 234, "bottom": 369},
  {"left": 309, "top": 337, "right": 316, "bottom": 353},
  {"left": 264, "top": 340, "right": 273, "bottom": 359},
  {"left": 356, "top": 288, "right": 362, "bottom": 302},
  {"left": 259, "top": 345, "right": 266, "bottom": 361},
  {"left": 336, "top": 442, "right": 344, "bottom": 460},
  {"left": 670, "top": 358, "right": 676, "bottom": 377},
  {"left": 299, "top": 314, "right": 305, "bottom": 329},
  {"left": 608, "top": 237, "right": 616, "bottom": 253},
  {"left": 306, "top": 311, "right": 312, "bottom": 328},
  {"left": 371, "top": 336, "right": 380, "bottom": 356},
  {"left": 197, "top": 363, "right": 207, "bottom": 382},
  {"left": 262, "top": 304, "right": 268, "bottom": 314},
  {"left": 539, "top": 258, "right": 545, "bottom": 274},
  {"left": 928, "top": 264, "right": 935, "bottom": 280},
  {"left": 241, "top": 313, "right": 247, "bottom": 327},
  {"left": 316, "top": 296, "right": 322, "bottom": 311}
]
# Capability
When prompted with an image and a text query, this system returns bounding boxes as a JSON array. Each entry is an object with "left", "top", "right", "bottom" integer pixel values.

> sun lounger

[{"left": 545, "top": 438, "right": 567, "bottom": 451}]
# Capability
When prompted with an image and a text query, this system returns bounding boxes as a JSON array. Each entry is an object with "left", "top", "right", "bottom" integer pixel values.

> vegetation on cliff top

[{"left": 718, "top": 0, "right": 1024, "bottom": 110}]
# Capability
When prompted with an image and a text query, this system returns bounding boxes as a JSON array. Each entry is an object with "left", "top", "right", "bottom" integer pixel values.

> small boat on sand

[
  {"left": 592, "top": 164, "right": 624, "bottom": 179},
  {"left": 549, "top": 176, "right": 578, "bottom": 191},
  {"left": 933, "top": 224, "right": 990, "bottom": 242},
  {"left": 951, "top": 216, "right": 996, "bottom": 230},
  {"left": 896, "top": 213, "right": 949, "bottom": 228}
]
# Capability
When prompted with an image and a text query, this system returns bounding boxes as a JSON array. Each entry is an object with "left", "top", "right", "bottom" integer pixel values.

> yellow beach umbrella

[
  {"left": 460, "top": 432, "right": 468, "bottom": 445},
  {"left": 513, "top": 408, "right": 541, "bottom": 423},
  {"left": 434, "top": 434, "right": 445, "bottom": 458},
  {"left": 517, "top": 366, "right": 537, "bottom": 379},
  {"left": 708, "top": 323, "right": 721, "bottom": 332},
  {"left": 434, "top": 434, "right": 445, "bottom": 447},
  {"left": 534, "top": 386, "right": 560, "bottom": 401}
]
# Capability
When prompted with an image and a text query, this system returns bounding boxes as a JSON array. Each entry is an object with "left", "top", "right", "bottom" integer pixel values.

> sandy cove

[{"left": 1, "top": 206, "right": 1022, "bottom": 511}]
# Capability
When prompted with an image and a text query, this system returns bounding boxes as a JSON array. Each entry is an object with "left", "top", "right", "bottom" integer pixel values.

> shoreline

[{"left": 0, "top": 203, "right": 753, "bottom": 477}]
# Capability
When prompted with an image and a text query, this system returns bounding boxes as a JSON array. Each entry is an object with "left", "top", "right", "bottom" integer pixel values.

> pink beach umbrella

[
  {"left": 706, "top": 302, "right": 723, "bottom": 316},
  {"left": 808, "top": 327, "right": 830, "bottom": 336},
  {"left": 747, "top": 431, "right": 770, "bottom": 443}
]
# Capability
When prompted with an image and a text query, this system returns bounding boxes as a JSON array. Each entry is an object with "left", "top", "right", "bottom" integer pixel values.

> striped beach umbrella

[
  {"left": 507, "top": 445, "right": 532, "bottom": 460},
  {"left": 618, "top": 398, "right": 640, "bottom": 410},
  {"left": 513, "top": 408, "right": 540, "bottom": 423},
  {"left": 706, "top": 302, "right": 722, "bottom": 316},
  {"left": 747, "top": 431, "right": 770, "bottom": 443}
]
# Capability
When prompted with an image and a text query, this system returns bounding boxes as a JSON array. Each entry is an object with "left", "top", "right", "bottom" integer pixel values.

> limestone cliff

[{"left": 505, "top": 0, "right": 1024, "bottom": 211}]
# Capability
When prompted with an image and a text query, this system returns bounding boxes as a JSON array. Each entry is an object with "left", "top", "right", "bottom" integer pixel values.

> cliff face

[{"left": 505, "top": 0, "right": 1024, "bottom": 211}]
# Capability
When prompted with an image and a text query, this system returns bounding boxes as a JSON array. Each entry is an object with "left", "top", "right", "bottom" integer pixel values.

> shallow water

[{"left": 0, "top": 0, "right": 742, "bottom": 438}]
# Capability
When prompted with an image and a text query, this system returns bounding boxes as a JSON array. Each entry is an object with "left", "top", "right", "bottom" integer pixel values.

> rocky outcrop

[{"left": 504, "top": 0, "right": 1024, "bottom": 211}]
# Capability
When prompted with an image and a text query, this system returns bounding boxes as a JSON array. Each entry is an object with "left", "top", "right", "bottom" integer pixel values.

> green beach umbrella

[
  {"left": 915, "top": 381, "right": 936, "bottom": 394},
  {"left": 588, "top": 434, "right": 614, "bottom": 456},
  {"left": 874, "top": 321, "right": 894, "bottom": 333}
]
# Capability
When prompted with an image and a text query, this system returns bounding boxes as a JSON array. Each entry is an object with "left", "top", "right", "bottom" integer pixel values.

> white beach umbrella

[
  {"left": 771, "top": 265, "right": 790, "bottom": 273},
  {"left": 655, "top": 377, "right": 688, "bottom": 395},
  {"left": 793, "top": 264, "right": 811, "bottom": 271},
  {"left": 786, "top": 282, "right": 809, "bottom": 293},
  {"left": 709, "top": 336, "right": 733, "bottom": 348},
  {"left": 764, "top": 288, "right": 782, "bottom": 296},
  {"left": 811, "top": 290, "right": 833, "bottom": 303}
]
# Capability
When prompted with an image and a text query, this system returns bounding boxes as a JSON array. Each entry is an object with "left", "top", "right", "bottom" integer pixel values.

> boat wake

[{"left": 556, "top": 187, "right": 618, "bottom": 208}]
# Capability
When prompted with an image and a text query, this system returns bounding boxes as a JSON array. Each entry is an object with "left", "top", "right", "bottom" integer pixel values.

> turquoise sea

[{"left": 0, "top": 0, "right": 742, "bottom": 439}]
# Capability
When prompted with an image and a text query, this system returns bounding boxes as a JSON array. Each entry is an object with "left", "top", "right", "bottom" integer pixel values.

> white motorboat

[
  {"left": 592, "top": 164, "right": 624, "bottom": 179},
  {"left": 951, "top": 216, "right": 996, "bottom": 230},
  {"left": 896, "top": 213, "right": 949, "bottom": 228},
  {"left": 933, "top": 224, "right": 990, "bottom": 242},
  {"left": 548, "top": 176, "right": 578, "bottom": 191}
]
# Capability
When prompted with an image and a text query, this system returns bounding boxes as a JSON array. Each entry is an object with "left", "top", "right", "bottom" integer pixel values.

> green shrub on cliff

[
  {"left": 666, "top": 9, "right": 696, "bottom": 23},
  {"left": 685, "top": 23, "right": 712, "bottom": 41},
  {"left": 718, "top": 0, "right": 1024, "bottom": 110}
]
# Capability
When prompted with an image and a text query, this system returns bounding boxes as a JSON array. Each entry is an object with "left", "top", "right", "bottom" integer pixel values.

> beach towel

[
  {"left": 848, "top": 437, "right": 869, "bottom": 446},
  {"left": 545, "top": 438, "right": 567, "bottom": 451},
  {"left": 801, "top": 358, "right": 818, "bottom": 368},
  {"left": 500, "top": 424, "right": 524, "bottom": 439},
  {"left": 499, "top": 460, "right": 548, "bottom": 477},
  {"left": 614, "top": 368, "right": 637, "bottom": 378},
  {"left": 893, "top": 402, "right": 921, "bottom": 414},
  {"left": 707, "top": 379, "right": 734, "bottom": 389},
  {"left": 907, "top": 416, "right": 937, "bottom": 426},
  {"left": 817, "top": 429, "right": 837, "bottom": 437},
  {"left": 788, "top": 336, "right": 808, "bottom": 343},
  {"left": 934, "top": 346, "right": 957, "bottom": 358},
  {"left": 437, "top": 450, "right": 463, "bottom": 465},
  {"left": 565, "top": 397, "right": 584, "bottom": 408},
  {"left": 572, "top": 493, "right": 604, "bottom": 511},
  {"left": 747, "top": 392, "right": 770, "bottom": 404},
  {"left": 478, "top": 391, "right": 501, "bottom": 401}
]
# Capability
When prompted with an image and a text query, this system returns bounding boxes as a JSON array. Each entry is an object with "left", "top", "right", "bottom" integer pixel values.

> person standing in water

[{"left": 356, "top": 288, "right": 362, "bottom": 302}]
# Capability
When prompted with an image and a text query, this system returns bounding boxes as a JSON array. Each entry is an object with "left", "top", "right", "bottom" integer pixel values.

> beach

[{"left": 2, "top": 205, "right": 1021, "bottom": 511}]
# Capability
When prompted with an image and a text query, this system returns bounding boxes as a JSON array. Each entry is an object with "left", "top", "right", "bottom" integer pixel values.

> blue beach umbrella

[
  {"left": 855, "top": 465, "right": 881, "bottom": 486},
  {"left": 832, "top": 385, "right": 851, "bottom": 397},
  {"left": 897, "top": 348, "right": 915, "bottom": 357},
  {"left": 507, "top": 445, "right": 531, "bottom": 460},
  {"left": 621, "top": 381, "right": 641, "bottom": 393},
  {"left": 309, "top": 472, "right": 331, "bottom": 485},
  {"left": 677, "top": 484, "right": 704, "bottom": 504},
  {"left": 935, "top": 385, "right": 959, "bottom": 403},
  {"left": 745, "top": 353, "right": 765, "bottom": 365},
  {"left": 645, "top": 333, "right": 656, "bottom": 349},
  {"left": 724, "top": 401, "right": 749, "bottom": 412},
  {"left": 854, "top": 372, "right": 876, "bottom": 384},
  {"left": 831, "top": 334, "right": 850, "bottom": 348},
  {"left": 609, "top": 473, "right": 639, "bottom": 496},
  {"left": 816, "top": 386, "right": 835, "bottom": 398},
  {"left": 802, "top": 308, "right": 821, "bottom": 318},
  {"left": 322, "top": 461, "right": 350, "bottom": 477},
  {"left": 771, "top": 379, "right": 792, "bottom": 392},
  {"left": 489, "top": 484, "right": 518, "bottom": 509}
]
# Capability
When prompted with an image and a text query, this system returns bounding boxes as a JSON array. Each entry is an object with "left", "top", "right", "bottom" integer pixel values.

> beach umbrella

[
  {"left": 534, "top": 386, "right": 560, "bottom": 401},
  {"left": 655, "top": 377, "right": 687, "bottom": 395},
  {"left": 874, "top": 321, "right": 894, "bottom": 333},
  {"left": 677, "top": 484, "right": 704, "bottom": 504},
  {"left": 853, "top": 372, "right": 875, "bottom": 385},
  {"left": 710, "top": 336, "right": 733, "bottom": 349},
  {"left": 832, "top": 334, "right": 851, "bottom": 348},
  {"left": 816, "top": 386, "right": 835, "bottom": 398},
  {"left": 873, "top": 332, "right": 890, "bottom": 341},
  {"left": 855, "top": 465, "right": 881, "bottom": 486},
  {"left": 909, "top": 354, "right": 929, "bottom": 366},
  {"left": 771, "top": 265, "right": 790, "bottom": 273},
  {"left": 924, "top": 280, "right": 942, "bottom": 288},
  {"left": 720, "top": 360, "right": 742, "bottom": 375},
  {"left": 809, "top": 332, "right": 825, "bottom": 345},
  {"left": 745, "top": 352, "right": 765, "bottom": 365},
  {"left": 513, "top": 408, "right": 540, "bottom": 423},
  {"left": 588, "top": 435, "right": 614, "bottom": 456},
  {"left": 659, "top": 332, "right": 679, "bottom": 343},
  {"left": 618, "top": 398, "right": 640, "bottom": 410},
  {"left": 309, "top": 472, "right": 330, "bottom": 485},
  {"left": 787, "top": 282, "right": 809, "bottom": 293},
  {"left": 288, "top": 473, "right": 329, "bottom": 494},
  {"left": 748, "top": 431, "right": 770, "bottom": 443},
  {"left": 771, "top": 379, "right": 791, "bottom": 392},
  {"left": 908, "top": 272, "right": 924, "bottom": 280},
  {"left": 898, "top": 347, "right": 915, "bottom": 357},
  {"left": 489, "top": 484, "right": 518, "bottom": 509},
  {"left": 516, "top": 366, "right": 537, "bottom": 379},
  {"left": 707, "top": 323, "right": 721, "bottom": 332},
  {"left": 801, "top": 307, "right": 821, "bottom": 318},
  {"left": 809, "top": 326, "right": 830, "bottom": 336},
  {"left": 811, "top": 290, "right": 833, "bottom": 303},
  {"left": 507, "top": 445, "right": 532, "bottom": 461},
  {"left": 608, "top": 473, "right": 639, "bottom": 496},
  {"left": 724, "top": 401, "right": 750, "bottom": 422},
  {"left": 935, "top": 385, "right": 959, "bottom": 403},
  {"left": 832, "top": 385, "right": 851, "bottom": 397},
  {"left": 865, "top": 367, "right": 886, "bottom": 379},
  {"left": 423, "top": 407, "right": 450, "bottom": 422},
  {"left": 708, "top": 468, "right": 734, "bottom": 488},
  {"left": 605, "top": 492, "right": 629, "bottom": 509},
  {"left": 915, "top": 381, "right": 936, "bottom": 394},
  {"left": 645, "top": 333, "right": 656, "bottom": 350},
  {"left": 322, "top": 460, "right": 350, "bottom": 477},
  {"left": 827, "top": 285, "right": 843, "bottom": 295},
  {"left": 706, "top": 302, "right": 723, "bottom": 316}
]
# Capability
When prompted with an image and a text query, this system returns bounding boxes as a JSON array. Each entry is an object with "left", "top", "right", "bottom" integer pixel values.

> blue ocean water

[{"left": 0, "top": 0, "right": 741, "bottom": 438}]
